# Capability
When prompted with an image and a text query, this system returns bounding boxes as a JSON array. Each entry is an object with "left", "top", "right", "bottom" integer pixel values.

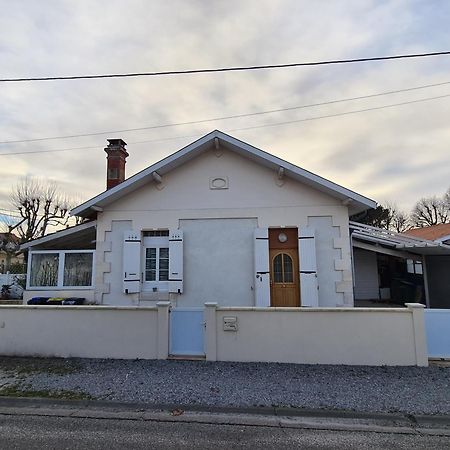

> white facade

[
  {"left": 94, "top": 146, "right": 354, "bottom": 307},
  {"left": 23, "top": 131, "right": 377, "bottom": 309}
]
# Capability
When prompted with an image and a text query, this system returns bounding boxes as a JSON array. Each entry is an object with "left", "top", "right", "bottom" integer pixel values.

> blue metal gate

[
  {"left": 170, "top": 308, "right": 205, "bottom": 357},
  {"left": 425, "top": 309, "right": 450, "bottom": 359}
]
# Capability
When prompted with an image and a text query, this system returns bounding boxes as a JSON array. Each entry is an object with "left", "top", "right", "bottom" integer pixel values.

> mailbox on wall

[{"left": 223, "top": 316, "right": 238, "bottom": 332}]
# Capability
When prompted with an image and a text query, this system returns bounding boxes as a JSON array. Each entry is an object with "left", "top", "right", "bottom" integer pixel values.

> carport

[{"left": 350, "top": 222, "right": 450, "bottom": 308}]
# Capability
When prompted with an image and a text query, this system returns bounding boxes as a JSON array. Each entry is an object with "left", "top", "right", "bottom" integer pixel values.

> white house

[{"left": 22, "top": 130, "right": 377, "bottom": 309}]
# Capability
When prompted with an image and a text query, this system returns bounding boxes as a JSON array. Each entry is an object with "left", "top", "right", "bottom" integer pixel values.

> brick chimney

[{"left": 104, "top": 139, "right": 129, "bottom": 189}]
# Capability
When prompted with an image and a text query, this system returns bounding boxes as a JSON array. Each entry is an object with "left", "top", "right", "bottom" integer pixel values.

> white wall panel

[{"left": 179, "top": 218, "right": 257, "bottom": 307}]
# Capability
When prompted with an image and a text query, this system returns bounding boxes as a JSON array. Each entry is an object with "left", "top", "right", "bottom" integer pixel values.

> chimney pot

[
  {"left": 104, "top": 138, "right": 129, "bottom": 190},
  {"left": 107, "top": 138, "right": 127, "bottom": 148}
]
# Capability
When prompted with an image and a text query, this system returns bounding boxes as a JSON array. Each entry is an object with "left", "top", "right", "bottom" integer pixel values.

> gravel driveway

[{"left": 0, "top": 357, "right": 449, "bottom": 415}]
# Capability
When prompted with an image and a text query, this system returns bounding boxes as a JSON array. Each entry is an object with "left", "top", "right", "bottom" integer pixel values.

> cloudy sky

[{"left": 1, "top": 0, "right": 450, "bottom": 220}]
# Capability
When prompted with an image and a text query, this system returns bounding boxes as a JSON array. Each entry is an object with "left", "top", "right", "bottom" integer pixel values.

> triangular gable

[{"left": 71, "top": 130, "right": 376, "bottom": 218}]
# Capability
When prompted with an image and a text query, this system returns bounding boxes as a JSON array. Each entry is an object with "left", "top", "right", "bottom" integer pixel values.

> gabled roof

[
  {"left": 71, "top": 130, "right": 377, "bottom": 218},
  {"left": 403, "top": 223, "right": 450, "bottom": 242},
  {"left": 350, "top": 221, "right": 450, "bottom": 256}
]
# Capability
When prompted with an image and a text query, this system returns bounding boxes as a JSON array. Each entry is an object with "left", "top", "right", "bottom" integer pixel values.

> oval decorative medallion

[{"left": 209, "top": 176, "right": 229, "bottom": 190}]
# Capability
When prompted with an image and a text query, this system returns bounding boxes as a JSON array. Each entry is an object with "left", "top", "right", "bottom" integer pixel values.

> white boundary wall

[
  {"left": 0, "top": 304, "right": 170, "bottom": 360},
  {"left": 205, "top": 303, "right": 427, "bottom": 366},
  {"left": 0, "top": 303, "right": 427, "bottom": 366}
]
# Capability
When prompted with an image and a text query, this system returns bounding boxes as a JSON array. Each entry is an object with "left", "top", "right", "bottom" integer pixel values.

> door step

[{"left": 168, "top": 355, "right": 206, "bottom": 361}]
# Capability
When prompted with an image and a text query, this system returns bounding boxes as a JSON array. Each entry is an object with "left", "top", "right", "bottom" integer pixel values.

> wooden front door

[{"left": 270, "top": 248, "right": 300, "bottom": 307}]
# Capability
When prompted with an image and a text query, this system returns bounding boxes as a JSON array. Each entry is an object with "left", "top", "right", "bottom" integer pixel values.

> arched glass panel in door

[{"left": 272, "top": 252, "right": 294, "bottom": 283}]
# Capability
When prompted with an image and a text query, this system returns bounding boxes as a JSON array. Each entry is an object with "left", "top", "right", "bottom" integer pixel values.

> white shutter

[
  {"left": 299, "top": 227, "right": 319, "bottom": 307},
  {"left": 123, "top": 230, "right": 141, "bottom": 294},
  {"left": 169, "top": 229, "right": 183, "bottom": 293},
  {"left": 254, "top": 228, "right": 270, "bottom": 307}
]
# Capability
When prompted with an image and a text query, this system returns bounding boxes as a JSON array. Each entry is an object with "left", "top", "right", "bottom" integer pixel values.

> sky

[{"left": 1, "top": 0, "right": 450, "bottom": 221}]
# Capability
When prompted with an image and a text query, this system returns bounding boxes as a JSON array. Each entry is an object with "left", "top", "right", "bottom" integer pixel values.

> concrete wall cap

[
  {"left": 156, "top": 301, "right": 171, "bottom": 307},
  {"left": 215, "top": 306, "right": 410, "bottom": 313},
  {"left": 405, "top": 303, "right": 426, "bottom": 309}
]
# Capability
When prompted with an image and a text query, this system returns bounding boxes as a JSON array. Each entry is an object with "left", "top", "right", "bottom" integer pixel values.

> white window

[
  {"left": 144, "top": 247, "right": 169, "bottom": 282},
  {"left": 406, "top": 259, "right": 414, "bottom": 274},
  {"left": 142, "top": 234, "right": 169, "bottom": 292},
  {"left": 414, "top": 261, "right": 423, "bottom": 275},
  {"left": 406, "top": 258, "right": 423, "bottom": 275},
  {"left": 27, "top": 250, "right": 94, "bottom": 289}
]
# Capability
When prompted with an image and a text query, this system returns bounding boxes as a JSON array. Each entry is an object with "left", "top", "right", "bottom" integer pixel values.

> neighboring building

[
  {"left": 22, "top": 130, "right": 377, "bottom": 307},
  {"left": 351, "top": 222, "right": 450, "bottom": 308},
  {"left": 404, "top": 223, "right": 450, "bottom": 244},
  {"left": 404, "top": 223, "right": 450, "bottom": 308},
  {"left": 0, "top": 233, "right": 24, "bottom": 274}
]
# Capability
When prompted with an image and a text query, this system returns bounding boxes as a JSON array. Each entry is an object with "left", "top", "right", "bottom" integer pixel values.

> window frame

[
  {"left": 142, "top": 235, "right": 169, "bottom": 292},
  {"left": 406, "top": 258, "right": 423, "bottom": 275},
  {"left": 272, "top": 252, "right": 294, "bottom": 284},
  {"left": 27, "top": 250, "right": 95, "bottom": 290},
  {"left": 144, "top": 247, "right": 169, "bottom": 282}
]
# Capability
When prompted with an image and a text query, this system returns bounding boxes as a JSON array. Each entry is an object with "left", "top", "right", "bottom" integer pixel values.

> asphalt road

[{"left": 0, "top": 413, "right": 448, "bottom": 450}]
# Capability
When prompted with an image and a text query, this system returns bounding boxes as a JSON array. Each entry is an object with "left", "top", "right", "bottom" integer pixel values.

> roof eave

[{"left": 20, "top": 220, "right": 97, "bottom": 250}]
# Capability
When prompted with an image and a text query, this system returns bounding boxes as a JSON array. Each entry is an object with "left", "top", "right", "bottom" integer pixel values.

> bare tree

[
  {"left": 445, "top": 187, "right": 450, "bottom": 210},
  {"left": 3, "top": 177, "right": 83, "bottom": 243},
  {"left": 411, "top": 195, "right": 450, "bottom": 227},
  {"left": 384, "top": 202, "right": 411, "bottom": 233},
  {"left": 8, "top": 178, "right": 73, "bottom": 242},
  {"left": 0, "top": 178, "right": 83, "bottom": 272},
  {"left": 351, "top": 202, "right": 410, "bottom": 232}
]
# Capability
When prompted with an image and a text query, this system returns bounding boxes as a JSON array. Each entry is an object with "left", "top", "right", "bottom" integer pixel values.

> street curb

[
  {"left": 0, "top": 395, "right": 449, "bottom": 433},
  {"left": 0, "top": 395, "right": 416, "bottom": 419}
]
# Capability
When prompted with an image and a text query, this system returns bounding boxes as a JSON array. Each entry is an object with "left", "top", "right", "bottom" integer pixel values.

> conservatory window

[
  {"left": 30, "top": 253, "right": 59, "bottom": 287},
  {"left": 63, "top": 253, "right": 93, "bottom": 286},
  {"left": 28, "top": 251, "right": 94, "bottom": 289}
]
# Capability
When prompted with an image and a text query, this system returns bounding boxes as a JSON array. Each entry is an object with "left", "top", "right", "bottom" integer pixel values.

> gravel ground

[{"left": 0, "top": 357, "right": 449, "bottom": 415}]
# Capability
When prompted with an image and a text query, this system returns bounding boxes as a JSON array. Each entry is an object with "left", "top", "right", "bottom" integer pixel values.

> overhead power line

[
  {"left": 2, "top": 79, "right": 450, "bottom": 145},
  {"left": 227, "top": 92, "right": 450, "bottom": 132},
  {"left": 0, "top": 91, "right": 449, "bottom": 157},
  {"left": 0, "top": 144, "right": 101, "bottom": 156},
  {"left": 1, "top": 51, "right": 450, "bottom": 83}
]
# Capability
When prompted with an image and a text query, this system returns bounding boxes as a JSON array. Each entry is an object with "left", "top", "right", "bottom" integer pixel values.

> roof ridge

[{"left": 71, "top": 130, "right": 376, "bottom": 218}]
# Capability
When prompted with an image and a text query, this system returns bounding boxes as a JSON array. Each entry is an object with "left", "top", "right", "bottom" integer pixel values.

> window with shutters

[
  {"left": 145, "top": 247, "right": 169, "bottom": 281},
  {"left": 142, "top": 234, "right": 170, "bottom": 291}
]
